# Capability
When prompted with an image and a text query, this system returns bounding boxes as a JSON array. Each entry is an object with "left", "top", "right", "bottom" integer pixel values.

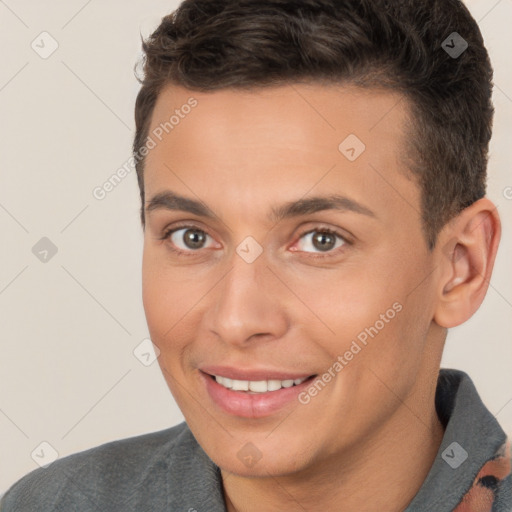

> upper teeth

[{"left": 214, "top": 375, "right": 309, "bottom": 393}]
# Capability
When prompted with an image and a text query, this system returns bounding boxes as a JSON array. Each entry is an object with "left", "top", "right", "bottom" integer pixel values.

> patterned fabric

[{"left": 454, "top": 440, "right": 511, "bottom": 511}]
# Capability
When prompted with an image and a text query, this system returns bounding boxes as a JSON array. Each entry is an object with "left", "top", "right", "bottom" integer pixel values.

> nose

[{"left": 205, "top": 249, "right": 289, "bottom": 348}]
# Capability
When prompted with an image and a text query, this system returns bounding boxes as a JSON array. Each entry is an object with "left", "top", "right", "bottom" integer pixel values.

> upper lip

[{"left": 200, "top": 365, "right": 315, "bottom": 381}]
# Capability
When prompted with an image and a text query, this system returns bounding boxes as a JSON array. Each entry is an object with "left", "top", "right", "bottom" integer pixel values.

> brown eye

[
  {"left": 295, "top": 228, "right": 347, "bottom": 255},
  {"left": 162, "top": 226, "right": 215, "bottom": 253},
  {"left": 180, "top": 229, "right": 207, "bottom": 250}
]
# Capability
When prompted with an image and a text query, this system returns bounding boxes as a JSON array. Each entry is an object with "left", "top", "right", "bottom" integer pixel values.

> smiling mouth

[{"left": 207, "top": 373, "right": 317, "bottom": 394}]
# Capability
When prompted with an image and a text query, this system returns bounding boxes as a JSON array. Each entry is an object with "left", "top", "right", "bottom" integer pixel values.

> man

[{"left": 1, "top": 0, "right": 510, "bottom": 510}]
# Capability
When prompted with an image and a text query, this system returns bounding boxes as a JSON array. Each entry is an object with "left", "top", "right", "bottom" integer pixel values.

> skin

[{"left": 141, "top": 83, "right": 501, "bottom": 511}]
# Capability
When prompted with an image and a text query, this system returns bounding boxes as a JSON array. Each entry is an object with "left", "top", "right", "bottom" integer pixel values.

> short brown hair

[{"left": 133, "top": 0, "right": 494, "bottom": 249}]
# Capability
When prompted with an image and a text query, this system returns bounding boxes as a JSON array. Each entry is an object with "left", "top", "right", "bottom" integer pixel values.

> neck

[{"left": 222, "top": 375, "right": 445, "bottom": 512}]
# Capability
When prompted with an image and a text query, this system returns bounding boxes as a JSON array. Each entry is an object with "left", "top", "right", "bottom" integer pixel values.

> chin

[{"left": 197, "top": 432, "right": 314, "bottom": 479}]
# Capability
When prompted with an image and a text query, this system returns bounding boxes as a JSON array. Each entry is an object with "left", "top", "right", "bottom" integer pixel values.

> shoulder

[{"left": 0, "top": 422, "right": 194, "bottom": 512}]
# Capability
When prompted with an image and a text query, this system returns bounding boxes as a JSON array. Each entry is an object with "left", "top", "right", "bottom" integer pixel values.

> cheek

[
  {"left": 142, "top": 251, "right": 185, "bottom": 346},
  {"left": 313, "top": 264, "right": 427, "bottom": 375},
  {"left": 141, "top": 251, "right": 211, "bottom": 377},
  {"left": 142, "top": 263, "right": 191, "bottom": 400},
  {"left": 313, "top": 273, "right": 395, "bottom": 336},
  {"left": 347, "top": 286, "right": 435, "bottom": 402},
  {"left": 142, "top": 258, "right": 165, "bottom": 334}
]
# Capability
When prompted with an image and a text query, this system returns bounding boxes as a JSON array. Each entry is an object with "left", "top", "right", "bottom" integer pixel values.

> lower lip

[{"left": 201, "top": 371, "right": 317, "bottom": 418}]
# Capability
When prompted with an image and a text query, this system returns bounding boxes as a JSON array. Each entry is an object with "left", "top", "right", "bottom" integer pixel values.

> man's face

[{"left": 142, "top": 83, "right": 444, "bottom": 476}]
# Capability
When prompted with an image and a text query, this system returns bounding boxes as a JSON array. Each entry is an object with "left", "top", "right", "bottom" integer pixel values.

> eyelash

[{"left": 158, "top": 224, "right": 350, "bottom": 259}]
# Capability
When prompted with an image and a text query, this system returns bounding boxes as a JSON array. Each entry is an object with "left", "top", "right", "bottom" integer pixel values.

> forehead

[
  {"left": 143, "top": 83, "right": 420, "bottom": 228},
  {"left": 148, "top": 82, "right": 409, "bottom": 148}
]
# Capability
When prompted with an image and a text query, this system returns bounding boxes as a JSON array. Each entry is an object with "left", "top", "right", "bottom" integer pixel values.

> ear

[{"left": 434, "top": 198, "right": 501, "bottom": 328}]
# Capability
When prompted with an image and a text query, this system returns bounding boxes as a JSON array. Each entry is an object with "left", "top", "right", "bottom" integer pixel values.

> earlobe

[{"left": 434, "top": 198, "right": 501, "bottom": 328}]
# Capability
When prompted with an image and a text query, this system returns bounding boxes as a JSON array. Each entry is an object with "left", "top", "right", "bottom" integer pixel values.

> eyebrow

[{"left": 145, "top": 190, "right": 376, "bottom": 223}]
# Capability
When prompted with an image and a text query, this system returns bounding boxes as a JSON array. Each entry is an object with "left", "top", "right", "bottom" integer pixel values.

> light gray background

[{"left": 1, "top": 0, "right": 511, "bottom": 494}]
